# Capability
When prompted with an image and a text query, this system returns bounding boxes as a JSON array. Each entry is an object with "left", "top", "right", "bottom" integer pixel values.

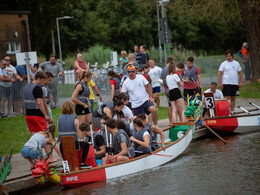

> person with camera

[{"left": 180, "top": 57, "right": 203, "bottom": 100}]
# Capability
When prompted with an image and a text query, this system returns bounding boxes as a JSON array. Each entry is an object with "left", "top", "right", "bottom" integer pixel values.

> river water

[{"left": 20, "top": 132, "right": 260, "bottom": 195}]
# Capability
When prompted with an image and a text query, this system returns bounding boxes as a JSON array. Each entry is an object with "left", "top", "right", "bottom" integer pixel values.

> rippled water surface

[{"left": 25, "top": 132, "right": 260, "bottom": 195}]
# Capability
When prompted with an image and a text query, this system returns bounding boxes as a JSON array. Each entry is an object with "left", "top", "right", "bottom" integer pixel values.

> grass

[{"left": 0, "top": 103, "right": 170, "bottom": 155}]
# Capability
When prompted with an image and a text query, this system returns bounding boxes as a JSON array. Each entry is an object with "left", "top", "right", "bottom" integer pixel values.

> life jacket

[
  {"left": 112, "top": 77, "right": 121, "bottom": 96},
  {"left": 42, "top": 85, "right": 51, "bottom": 105},
  {"left": 57, "top": 114, "right": 78, "bottom": 142},
  {"left": 75, "top": 80, "right": 90, "bottom": 104},
  {"left": 85, "top": 131, "right": 105, "bottom": 159},
  {"left": 146, "top": 123, "right": 158, "bottom": 149},
  {"left": 100, "top": 128, "right": 112, "bottom": 144},
  {"left": 96, "top": 101, "right": 114, "bottom": 116},
  {"left": 24, "top": 83, "right": 42, "bottom": 109},
  {"left": 113, "top": 130, "right": 135, "bottom": 158},
  {"left": 132, "top": 126, "right": 152, "bottom": 153},
  {"left": 183, "top": 64, "right": 197, "bottom": 82}
]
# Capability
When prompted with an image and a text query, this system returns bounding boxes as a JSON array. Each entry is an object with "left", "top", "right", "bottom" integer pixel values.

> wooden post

[{"left": 61, "top": 136, "right": 79, "bottom": 171}]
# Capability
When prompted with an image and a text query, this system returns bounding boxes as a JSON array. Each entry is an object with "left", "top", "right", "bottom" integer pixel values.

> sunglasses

[
  {"left": 5, "top": 59, "right": 11, "bottom": 61},
  {"left": 128, "top": 71, "right": 135, "bottom": 73}
]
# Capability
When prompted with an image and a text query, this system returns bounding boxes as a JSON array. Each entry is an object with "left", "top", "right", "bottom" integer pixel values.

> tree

[{"left": 237, "top": 0, "right": 260, "bottom": 80}]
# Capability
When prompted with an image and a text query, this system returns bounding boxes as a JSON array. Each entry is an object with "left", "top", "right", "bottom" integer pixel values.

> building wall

[{"left": 0, "top": 12, "right": 31, "bottom": 60}]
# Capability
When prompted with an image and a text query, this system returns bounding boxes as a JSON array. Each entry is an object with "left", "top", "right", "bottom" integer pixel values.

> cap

[{"left": 127, "top": 64, "right": 136, "bottom": 71}]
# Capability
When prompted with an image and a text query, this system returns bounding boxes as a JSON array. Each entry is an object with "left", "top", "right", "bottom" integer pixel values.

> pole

[
  {"left": 161, "top": 1, "right": 167, "bottom": 66},
  {"left": 51, "top": 29, "right": 56, "bottom": 56},
  {"left": 22, "top": 20, "right": 31, "bottom": 84},
  {"left": 157, "top": 0, "right": 162, "bottom": 66},
  {"left": 56, "top": 18, "right": 62, "bottom": 66}
]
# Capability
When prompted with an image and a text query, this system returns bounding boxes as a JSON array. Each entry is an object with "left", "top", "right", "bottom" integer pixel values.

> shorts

[
  {"left": 26, "top": 116, "right": 47, "bottom": 133},
  {"left": 89, "top": 99, "right": 94, "bottom": 113},
  {"left": 222, "top": 85, "right": 239, "bottom": 96},
  {"left": 184, "top": 88, "right": 196, "bottom": 100},
  {"left": 0, "top": 86, "right": 12, "bottom": 98},
  {"left": 152, "top": 86, "right": 161, "bottom": 93},
  {"left": 75, "top": 104, "right": 91, "bottom": 115},
  {"left": 169, "top": 88, "right": 182, "bottom": 101},
  {"left": 21, "top": 146, "right": 43, "bottom": 160},
  {"left": 12, "top": 81, "right": 23, "bottom": 102},
  {"left": 96, "top": 159, "right": 102, "bottom": 165},
  {"left": 132, "top": 100, "right": 154, "bottom": 116},
  {"left": 92, "top": 110, "right": 102, "bottom": 129}
]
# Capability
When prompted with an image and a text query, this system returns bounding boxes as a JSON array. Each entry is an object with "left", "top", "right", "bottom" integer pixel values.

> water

[{"left": 17, "top": 132, "right": 260, "bottom": 194}]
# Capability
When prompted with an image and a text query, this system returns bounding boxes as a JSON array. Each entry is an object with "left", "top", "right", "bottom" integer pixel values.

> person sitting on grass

[
  {"left": 79, "top": 122, "right": 106, "bottom": 166},
  {"left": 102, "top": 118, "right": 135, "bottom": 165},
  {"left": 58, "top": 100, "right": 91, "bottom": 169},
  {"left": 21, "top": 125, "right": 62, "bottom": 170}
]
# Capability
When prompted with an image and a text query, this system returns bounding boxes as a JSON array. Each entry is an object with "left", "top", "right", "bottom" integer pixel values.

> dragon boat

[{"left": 204, "top": 93, "right": 260, "bottom": 133}]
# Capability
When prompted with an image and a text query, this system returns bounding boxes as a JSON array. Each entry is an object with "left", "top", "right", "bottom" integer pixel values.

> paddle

[
  {"left": 250, "top": 102, "right": 260, "bottom": 110},
  {"left": 89, "top": 122, "right": 95, "bottom": 148},
  {"left": 202, "top": 122, "right": 228, "bottom": 144},
  {"left": 104, "top": 122, "right": 112, "bottom": 155},
  {"left": 238, "top": 106, "right": 251, "bottom": 115}
]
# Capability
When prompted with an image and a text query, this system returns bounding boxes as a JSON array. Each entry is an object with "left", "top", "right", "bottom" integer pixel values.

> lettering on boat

[
  {"left": 66, "top": 176, "right": 78, "bottom": 182},
  {"left": 207, "top": 120, "right": 217, "bottom": 124}
]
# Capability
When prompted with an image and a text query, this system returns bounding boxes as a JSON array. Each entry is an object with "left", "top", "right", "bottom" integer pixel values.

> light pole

[{"left": 56, "top": 16, "right": 73, "bottom": 66}]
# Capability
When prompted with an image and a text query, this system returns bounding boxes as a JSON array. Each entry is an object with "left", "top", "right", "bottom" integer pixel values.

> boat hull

[
  {"left": 59, "top": 124, "right": 195, "bottom": 187},
  {"left": 205, "top": 112, "right": 260, "bottom": 133}
]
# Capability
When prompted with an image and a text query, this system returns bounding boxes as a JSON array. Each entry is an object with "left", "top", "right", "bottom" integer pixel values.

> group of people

[{"left": 15, "top": 43, "right": 246, "bottom": 169}]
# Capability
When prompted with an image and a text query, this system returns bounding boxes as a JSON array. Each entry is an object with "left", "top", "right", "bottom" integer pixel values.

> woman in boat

[
  {"left": 57, "top": 101, "right": 91, "bottom": 169},
  {"left": 137, "top": 113, "right": 166, "bottom": 151},
  {"left": 79, "top": 122, "right": 106, "bottom": 166},
  {"left": 166, "top": 63, "right": 186, "bottom": 123},
  {"left": 102, "top": 118, "right": 135, "bottom": 165},
  {"left": 92, "top": 100, "right": 124, "bottom": 129},
  {"left": 130, "top": 117, "right": 152, "bottom": 156},
  {"left": 21, "top": 125, "right": 62, "bottom": 170},
  {"left": 108, "top": 70, "right": 121, "bottom": 101}
]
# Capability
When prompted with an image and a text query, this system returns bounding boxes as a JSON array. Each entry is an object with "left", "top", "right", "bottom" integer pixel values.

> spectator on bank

[
  {"left": 108, "top": 70, "right": 121, "bottom": 101},
  {"left": 30, "top": 56, "right": 40, "bottom": 80},
  {"left": 181, "top": 57, "right": 203, "bottom": 100},
  {"left": 161, "top": 57, "right": 174, "bottom": 125},
  {"left": 3, "top": 56, "right": 23, "bottom": 117},
  {"left": 238, "top": 42, "right": 251, "bottom": 80},
  {"left": 74, "top": 53, "right": 89, "bottom": 82},
  {"left": 0, "top": 60, "right": 15, "bottom": 118},
  {"left": 148, "top": 59, "right": 162, "bottom": 109},
  {"left": 139, "top": 45, "right": 149, "bottom": 67},
  {"left": 133, "top": 45, "right": 142, "bottom": 65},
  {"left": 40, "top": 55, "right": 63, "bottom": 108},
  {"left": 218, "top": 50, "right": 243, "bottom": 112},
  {"left": 119, "top": 50, "right": 128, "bottom": 73},
  {"left": 204, "top": 82, "right": 224, "bottom": 100}
]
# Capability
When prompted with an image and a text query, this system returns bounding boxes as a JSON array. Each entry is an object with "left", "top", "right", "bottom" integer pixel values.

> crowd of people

[{"left": 0, "top": 43, "right": 248, "bottom": 169}]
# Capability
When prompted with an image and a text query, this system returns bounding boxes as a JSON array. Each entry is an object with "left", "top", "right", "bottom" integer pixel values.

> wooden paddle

[{"left": 202, "top": 122, "right": 228, "bottom": 144}]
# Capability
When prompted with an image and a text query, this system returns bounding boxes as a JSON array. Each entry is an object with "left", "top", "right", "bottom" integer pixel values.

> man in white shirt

[
  {"left": 204, "top": 82, "right": 224, "bottom": 99},
  {"left": 122, "top": 65, "right": 158, "bottom": 125},
  {"left": 148, "top": 59, "right": 162, "bottom": 109},
  {"left": 218, "top": 50, "right": 243, "bottom": 111}
]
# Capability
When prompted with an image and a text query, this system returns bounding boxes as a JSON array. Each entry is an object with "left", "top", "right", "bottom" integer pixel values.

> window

[{"left": 6, "top": 41, "right": 21, "bottom": 54}]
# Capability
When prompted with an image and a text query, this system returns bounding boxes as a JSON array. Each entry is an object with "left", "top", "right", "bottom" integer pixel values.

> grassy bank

[{"left": 0, "top": 106, "right": 169, "bottom": 155}]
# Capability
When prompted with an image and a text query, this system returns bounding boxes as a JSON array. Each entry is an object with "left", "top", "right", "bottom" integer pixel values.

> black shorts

[
  {"left": 75, "top": 104, "right": 91, "bottom": 115},
  {"left": 222, "top": 85, "right": 239, "bottom": 97},
  {"left": 169, "top": 88, "right": 182, "bottom": 101}
]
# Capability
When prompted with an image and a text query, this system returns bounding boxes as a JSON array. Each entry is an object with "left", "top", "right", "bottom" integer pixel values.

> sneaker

[{"left": 80, "top": 163, "right": 92, "bottom": 169}]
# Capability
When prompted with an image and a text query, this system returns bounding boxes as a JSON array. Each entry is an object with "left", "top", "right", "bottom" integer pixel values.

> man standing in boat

[
  {"left": 218, "top": 50, "right": 243, "bottom": 112},
  {"left": 102, "top": 118, "right": 135, "bottom": 165}
]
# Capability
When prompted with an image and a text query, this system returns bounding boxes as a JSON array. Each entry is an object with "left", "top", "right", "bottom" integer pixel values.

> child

[
  {"left": 80, "top": 122, "right": 106, "bottom": 166},
  {"left": 21, "top": 125, "right": 62, "bottom": 170},
  {"left": 189, "top": 86, "right": 203, "bottom": 107}
]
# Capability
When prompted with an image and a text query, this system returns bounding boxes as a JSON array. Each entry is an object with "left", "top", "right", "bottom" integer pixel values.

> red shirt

[
  {"left": 110, "top": 79, "right": 117, "bottom": 86},
  {"left": 180, "top": 66, "right": 200, "bottom": 89}
]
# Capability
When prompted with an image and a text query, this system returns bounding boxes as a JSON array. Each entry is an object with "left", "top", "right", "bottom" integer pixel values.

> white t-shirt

[
  {"left": 0, "top": 68, "right": 8, "bottom": 86},
  {"left": 2, "top": 65, "right": 16, "bottom": 87},
  {"left": 148, "top": 66, "right": 162, "bottom": 88},
  {"left": 143, "top": 131, "right": 150, "bottom": 139},
  {"left": 204, "top": 88, "right": 224, "bottom": 99},
  {"left": 121, "top": 75, "right": 149, "bottom": 108},
  {"left": 219, "top": 60, "right": 242, "bottom": 85},
  {"left": 166, "top": 73, "right": 180, "bottom": 90},
  {"left": 113, "top": 105, "right": 133, "bottom": 124}
]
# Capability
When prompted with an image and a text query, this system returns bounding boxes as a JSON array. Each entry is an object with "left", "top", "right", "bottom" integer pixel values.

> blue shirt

[{"left": 15, "top": 65, "right": 27, "bottom": 77}]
